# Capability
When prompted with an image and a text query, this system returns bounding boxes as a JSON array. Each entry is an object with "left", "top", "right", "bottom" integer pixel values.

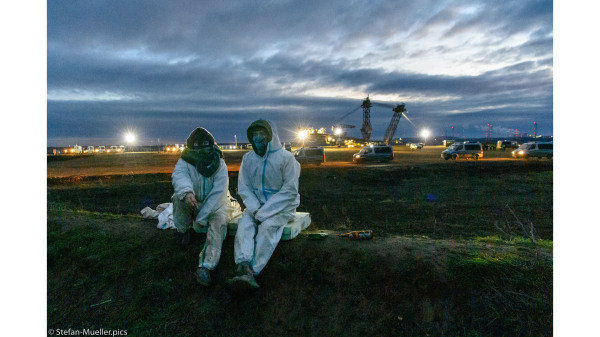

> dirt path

[{"left": 47, "top": 147, "right": 524, "bottom": 178}]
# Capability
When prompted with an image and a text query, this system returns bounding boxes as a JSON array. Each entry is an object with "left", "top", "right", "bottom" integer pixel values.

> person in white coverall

[
  {"left": 226, "top": 119, "right": 300, "bottom": 290},
  {"left": 172, "top": 127, "right": 233, "bottom": 286}
]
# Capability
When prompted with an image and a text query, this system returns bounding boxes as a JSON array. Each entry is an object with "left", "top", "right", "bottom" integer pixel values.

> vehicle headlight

[{"left": 519, "top": 151, "right": 524, "bottom": 154}]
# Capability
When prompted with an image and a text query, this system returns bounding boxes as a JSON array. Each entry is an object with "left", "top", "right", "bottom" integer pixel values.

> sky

[{"left": 46, "top": 0, "right": 553, "bottom": 146}]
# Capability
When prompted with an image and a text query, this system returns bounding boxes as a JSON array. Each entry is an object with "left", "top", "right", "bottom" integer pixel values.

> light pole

[
  {"left": 334, "top": 128, "right": 342, "bottom": 146},
  {"left": 421, "top": 129, "right": 430, "bottom": 145},
  {"left": 299, "top": 130, "right": 307, "bottom": 148},
  {"left": 126, "top": 133, "right": 135, "bottom": 152}
]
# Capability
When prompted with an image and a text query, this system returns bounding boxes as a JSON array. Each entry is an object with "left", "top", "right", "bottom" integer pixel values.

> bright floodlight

[
  {"left": 422, "top": 130, "right": 430, "bottom": 138},
  {"left": 126, "top": 133, "right": 135, "bottom": 143},
  {"left": 335, "top": 128, "right": 342, "bottom": 135},
  {"left": 299, "top": 131, "right": 307, "bottom": 139}
]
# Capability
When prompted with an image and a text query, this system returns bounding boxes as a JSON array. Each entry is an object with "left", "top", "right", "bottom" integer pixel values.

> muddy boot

[
  {"left": 226, "top": 262, "right": 259, "bottom": 290},
  {"left": 180, "top": 231, "right": 191, "bottom": 247},
  {"left": 195, "top": 267, "right": 211, "bottom": 286}
]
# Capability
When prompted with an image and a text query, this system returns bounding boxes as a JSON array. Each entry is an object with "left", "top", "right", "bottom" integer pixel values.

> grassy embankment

[{"left": 48, "top": 160, "right": 552, "bottom": 336}]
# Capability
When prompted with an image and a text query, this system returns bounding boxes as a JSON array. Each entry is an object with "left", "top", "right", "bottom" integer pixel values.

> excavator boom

[{"left": 383, "top": 104, "right": 407, "bottom": 144}]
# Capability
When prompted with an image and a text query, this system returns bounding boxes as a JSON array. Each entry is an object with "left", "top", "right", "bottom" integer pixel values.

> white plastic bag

[{"left": 157, "top": 204, "right": 176, "bottom": 230}]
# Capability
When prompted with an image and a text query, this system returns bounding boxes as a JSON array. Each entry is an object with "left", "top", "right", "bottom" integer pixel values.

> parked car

[
  {"left": 293, "top": 147, "right": 325, "bottom": 166},
  {"left": 72, "top": 145, "right": 83, "bottom": 154},
  {"left": 97, "top": 146, "right": 106, "bottom": 153},
  {"left": 497, "top": 140, "right": 519, "bottom": 151},
  {"left": 353, "top": 144, "right": 394, "bottom": 163},
  {"left": 512, "top": 142, "right": 552, "bottom": 160},
  {"left": 84, "top": 146, "right": 95, "bottom": 154},
  {"left": 441, "top": 142, "right": 483, "bottom": 160},
  {"left": 410, "top": 143, "right": 423, "bottom": 150}
]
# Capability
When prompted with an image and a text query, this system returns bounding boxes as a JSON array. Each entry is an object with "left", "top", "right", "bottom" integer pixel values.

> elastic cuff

[{"left": 179, "top": 191, "right": 194, "bottom": 200}]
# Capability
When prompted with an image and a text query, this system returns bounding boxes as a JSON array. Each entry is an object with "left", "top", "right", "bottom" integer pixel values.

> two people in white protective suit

[
  {"left": 171, "top": 127, "right": 234, "bottom": 286},
  {"left": 226, "top": 119, "right": 301, "bottom": 290}
]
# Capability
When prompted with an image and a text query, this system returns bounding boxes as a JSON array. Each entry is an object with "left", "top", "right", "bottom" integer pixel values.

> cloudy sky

[{"left": 47, "top": 0, "right": 553, "bottom": 146}]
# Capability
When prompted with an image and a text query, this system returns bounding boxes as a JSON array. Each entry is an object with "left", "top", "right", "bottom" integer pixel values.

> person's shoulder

[
  {"left": 218, "top": 158, "right": 228, "bottom": 171},
  {"left": 242, "top": 151, "right": 256, "bottom": 160},
  {"left": 175, "top": 158, "right": 191, "bottom": 167},
  {"left": 274, "top": 148, "right": 297, "bottom": 164},
  {"left": 279, "top": 149, "right": 295, "bottom": 160}
]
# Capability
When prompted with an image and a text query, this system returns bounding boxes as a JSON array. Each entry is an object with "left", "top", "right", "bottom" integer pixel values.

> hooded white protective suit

[
  {"left": 172, "top": 142, "right": 234, "bottom": 271},
  {"left": 235, "top": 119, "right": 301, "bottom": 274}
]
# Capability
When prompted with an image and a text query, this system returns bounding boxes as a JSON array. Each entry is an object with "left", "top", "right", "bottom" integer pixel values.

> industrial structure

[
  {"left": 293, "top": 96, "right": 410, "bottom": 147},
  {"left": 332, "top": 124, "right": 355, "bottom": 147},
  {"left": 382, "top": 103, "right": 407, "bottom": 145},
  {"left": 360, "top": 96, "right": 373, "bottom": 142}
]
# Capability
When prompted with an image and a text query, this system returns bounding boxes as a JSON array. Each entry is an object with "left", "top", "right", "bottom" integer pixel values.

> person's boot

[
  {"left": 180, "top": 231, "right": 191, "bottom": 247},
  {"left": 226, "top": 261, "right": 259, "bottom": 290},
  {"left": 195, "top": 267, "right": 211, "bottom": 286}
]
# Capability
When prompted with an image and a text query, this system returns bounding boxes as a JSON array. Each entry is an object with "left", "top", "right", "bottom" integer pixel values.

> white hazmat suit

[
  {"left": 234, "top": 119, "right": 301, "bottom": 275},
  {"left": 172, "top": 129, "right": 233, "bottom": 272}
]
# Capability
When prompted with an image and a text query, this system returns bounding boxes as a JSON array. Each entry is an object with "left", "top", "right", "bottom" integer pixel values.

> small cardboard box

[{"left": 195, "top": 212, "right": 311, "bottom": 241}]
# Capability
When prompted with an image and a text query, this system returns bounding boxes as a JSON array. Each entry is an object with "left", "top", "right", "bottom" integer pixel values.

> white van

[
  {"left": 353, "top": 144, "right": 394, "bottom": 163},
  {"left": 73, "top": 145, "right": 82, "bottom": 154},
  {"left": 441, "top": 142, "right": 483, "bottom": 160},
  {"left": 293, "top": 147, "right": 325, "bottom": 166},
  {"left": 85, "top": 146, "right": 95, "bottom": 154},
  {"left": 98, "top": 146, "right": 106, "bottom": 153},
  {"left": 512, "top": 142, "right": 552, "bottom": 160}
]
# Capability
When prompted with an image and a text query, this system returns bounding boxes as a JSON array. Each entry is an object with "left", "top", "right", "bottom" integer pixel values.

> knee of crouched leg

[{"left": 259, "top": 218, "right": 281, "bottom": 230}]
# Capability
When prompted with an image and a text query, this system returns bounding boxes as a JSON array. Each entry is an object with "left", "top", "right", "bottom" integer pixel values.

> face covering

[
  {"left": 253, "top": 130, "right": 268, "bottom": 156},
  {"left": 181, "top": 145, "right": 222, "bottom": 177}
]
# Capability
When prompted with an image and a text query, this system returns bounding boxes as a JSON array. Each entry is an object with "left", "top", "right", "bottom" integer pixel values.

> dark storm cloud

[{"left": 47, "top": 0, "right": 553, "bottom": 145}]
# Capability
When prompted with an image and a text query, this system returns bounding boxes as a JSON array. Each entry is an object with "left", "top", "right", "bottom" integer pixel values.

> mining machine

[
  {"left": 332, "top": 124, "right": 356, "bottom": 147},
  {"left": 383, "top": 104, "right": 407, "bottom": 145},
  {"left": 360, "top": 96, "right": 373, "bottom": 142}
]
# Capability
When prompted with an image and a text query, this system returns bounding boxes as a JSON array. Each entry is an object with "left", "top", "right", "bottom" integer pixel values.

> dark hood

[{"left": 181, "top": 127, "right": 223, "bottom": 177}]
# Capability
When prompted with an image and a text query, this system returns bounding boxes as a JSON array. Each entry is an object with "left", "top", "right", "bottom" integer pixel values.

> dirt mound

[{"left": 48, "top": 211, "right": 552, "bottom": 336}]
